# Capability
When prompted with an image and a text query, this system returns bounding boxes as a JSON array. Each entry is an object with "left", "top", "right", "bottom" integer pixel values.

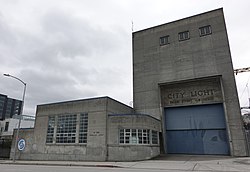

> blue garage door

[{"left": 165, "top": 104, "right": 229, "bottom": 155}]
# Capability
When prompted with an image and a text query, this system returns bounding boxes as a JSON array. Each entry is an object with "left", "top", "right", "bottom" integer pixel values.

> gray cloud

[
  {"left": 0, "top": 5, "right": 131, "bottom": 115},
  {"left": 0, "top": 0, "right": 250, "bottom": 115}
]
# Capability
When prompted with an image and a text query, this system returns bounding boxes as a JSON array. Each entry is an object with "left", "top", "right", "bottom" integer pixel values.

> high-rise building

[{"left": 0, "top": 94, "right": 22, "bottom": 120}]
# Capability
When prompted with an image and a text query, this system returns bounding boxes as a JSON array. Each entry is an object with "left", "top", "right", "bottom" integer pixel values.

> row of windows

[
  {"left": 46, "top": 114, "right": 159, "bottom": 146},
  {"left": 119, "top": 129, "right": 159, "bottom": 145},
  {"left": 160, "top": 25, "right": 212, "bottom": 46},
  {"left": 46, "top": 113, "right": 88, "bottom": 144}
]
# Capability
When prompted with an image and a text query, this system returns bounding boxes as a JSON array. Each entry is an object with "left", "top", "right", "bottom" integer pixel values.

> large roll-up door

[{"left": 165, "top": 103, "right": 229, "bottom": 155}]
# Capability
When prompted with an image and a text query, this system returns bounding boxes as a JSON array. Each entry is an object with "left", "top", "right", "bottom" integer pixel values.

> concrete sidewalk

[{"left": 0, "top": 155, "right": 250, "bottom": 171}]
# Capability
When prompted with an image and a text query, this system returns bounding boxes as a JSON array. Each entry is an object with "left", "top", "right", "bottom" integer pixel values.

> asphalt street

[{"left": 0, "top": 164, "right": 188, "bottom": 172}]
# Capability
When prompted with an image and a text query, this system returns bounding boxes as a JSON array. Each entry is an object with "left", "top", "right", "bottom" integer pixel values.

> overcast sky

[{"left": 0, "top": 0, "right": 250, "bottom": 115}]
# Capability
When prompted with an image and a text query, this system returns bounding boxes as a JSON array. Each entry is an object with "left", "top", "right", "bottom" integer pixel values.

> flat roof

[
  {"left": 37, "top": 96, "right": 133, "bottom": 109},
  {"left": 108, "top": 113, "right": 160, "bottom": 121},
  {"left": 133, "top": 8, "right": 223, "bottom": 34}
]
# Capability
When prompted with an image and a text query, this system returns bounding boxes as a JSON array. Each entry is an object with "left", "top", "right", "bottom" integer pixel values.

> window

[
  {"left": 119, "top": 129, "right": 156, "bottom": 145},
  {"left": 79, "top": 113, "right": 88, "bottom": 143},
  {"left": 178, "top": 31, "right": 189, "bottom": 41},
  {"left": 46, "top": 113, "right": 88, "bottom": 144},
  {"left": 151, "top": 130, "right": 159, "bottom": 144},
  {"left": 199, "top": 25, "right": 212, "bottom": 36},
  {"left": 56, "top": 114, "right": 77, "bottom": 143},
  {"left": 4, "top": 122, "right": 9, "bottom": 132},
  {"left": 160, "top": 35, "right": 169, "bottom": 46},
  {"left": 46, "top": 116, "right": 55, "bottom": 143}
]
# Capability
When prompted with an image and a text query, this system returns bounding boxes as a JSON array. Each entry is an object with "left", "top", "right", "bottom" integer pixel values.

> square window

[
  {"left": 160, "top": 35, "right": 169, "bottom": 46},
  {"left": 179, "top": 31, "right": 189, "bottom": 41},
  {"left": 199, "top": 25, "right": 212, "bottom": 36}
]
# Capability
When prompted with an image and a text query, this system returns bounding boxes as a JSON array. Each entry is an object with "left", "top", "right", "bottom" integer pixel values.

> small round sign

[{"left": 18, "top": 139, "right": 26, "bottom": 151}]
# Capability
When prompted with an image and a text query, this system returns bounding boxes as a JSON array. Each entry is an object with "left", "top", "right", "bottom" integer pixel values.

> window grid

[
  {"left": 199, "top": 25, "right": 212, "bottom": 36},
  {"left": 119, "top": 129, "right": 153, "bottom": 145},
  {"left": 179, "top": 31, "right": 189, "bottom": 41},
  {"left": 56, "top": 114, "right": 77, "bottom": 143},
  {"left": 152, "top": 130, "right": 159, "bottom": 144},
  {"left": 46, "top": 113, "right": 89, "bottom": 144},
  {"left": 79, "top": 113, "right": 88, "bottom": 143},
  {"left": 160, "top": 35, "right": 169, "bottom": 46},
  {"left": 46, "top": 116, "right": 55, "bottom": 143}
]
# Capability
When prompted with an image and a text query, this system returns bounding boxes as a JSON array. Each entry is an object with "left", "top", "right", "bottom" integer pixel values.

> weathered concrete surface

[
  {"left": 133, "top": 8, "right": 248, "bottom": 156},
  {"left": 10, "top": 97, "right": 161, "bottom": 161},
  {"left": 107, "top": 114, "right": 161, "bottom": 161},
  {"left": 10, "top": 97, "right": 134, "bottom": 161}
]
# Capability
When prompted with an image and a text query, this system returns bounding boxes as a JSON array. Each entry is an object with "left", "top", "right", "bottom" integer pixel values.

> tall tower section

[{"left": 133, "top": 8, "right": 248, "bottom": 156}]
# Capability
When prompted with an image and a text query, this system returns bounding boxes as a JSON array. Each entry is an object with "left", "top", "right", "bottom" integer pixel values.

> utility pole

[{"left": 3, "top": 74, "right": 27, "bottom": 162}]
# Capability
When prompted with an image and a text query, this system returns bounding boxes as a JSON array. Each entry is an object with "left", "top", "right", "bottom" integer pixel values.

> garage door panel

[
  {"left": 167, "top": 129, "right": 229, "bottom": 155},
  {"left": 165, "top": 103, "right": 229, "bottom": 155},
  {"left": 167, "top": 130, "right": 204, "bottom": 154},
  {"left": 165, "top": 104, "right": 226, "bottom": 130}
]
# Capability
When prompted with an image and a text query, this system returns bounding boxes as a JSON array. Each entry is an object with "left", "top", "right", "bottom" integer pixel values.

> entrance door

[{"left": 165, "top": 103, "right": 229, "bottom": 155}]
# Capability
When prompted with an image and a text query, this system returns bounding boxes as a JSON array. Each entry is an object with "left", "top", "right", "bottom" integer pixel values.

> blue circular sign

[{"left": 18, "top": 139, "right": 26, "bottom": 151}]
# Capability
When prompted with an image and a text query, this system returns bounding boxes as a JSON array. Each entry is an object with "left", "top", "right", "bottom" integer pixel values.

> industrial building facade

[
  {"left": 11, "top": 97, "right": 160, "bottom": 161},
  {"left": 133, "top": 8, "right": 247, "bottom": 156},
  {"left": 10, "top": 8, "right": 248, "bottom": 161}
]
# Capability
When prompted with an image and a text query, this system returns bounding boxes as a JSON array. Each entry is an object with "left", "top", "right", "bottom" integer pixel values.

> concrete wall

[
  {"left": 10, "top": 128, "right": 34, "bottom": 159},
  {"left": 107, "top": 98, "right": 134, "bottom": 114},
  {"left": 10, "top": 97, "right": 108, "bottom": 161},
  {"left": 160, "top": 76, "right": 223, "bottom": 107},
  {"left": 10, "top": 97, "right": 137, "bottom": 161},
  {"left": 107, "top": 114, "right": 160, "bottom": 161},
  {"left": 133, "top": 8, "right": 248, "bottom": 156}
]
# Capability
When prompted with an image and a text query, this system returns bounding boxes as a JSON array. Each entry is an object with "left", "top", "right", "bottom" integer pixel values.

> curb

[{"left": 0, "top": 162, "right": 122, "bottom": 168}]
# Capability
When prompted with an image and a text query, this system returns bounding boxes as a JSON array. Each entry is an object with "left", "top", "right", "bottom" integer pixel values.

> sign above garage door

[{"left": 160, "top": 76, "right": 223, "bottom": 107}]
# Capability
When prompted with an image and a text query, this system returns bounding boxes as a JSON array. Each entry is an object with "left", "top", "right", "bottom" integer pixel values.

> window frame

[
  {"left": 46, "top": 116, "right": 55, "bottom": 143},
  {"left": 178, "top": 31, "right": 190, "bottom": 41},
  {"left": 56, "top": 114, "right": 77, "bottom": 144},
  {"left": 151, "top": 130, "right": 159, "bottom": 145},
  {"left": 160, "top": 35, "right": 170, "bottom": 46},
  {"left": 119, "top": 128, "right": 158, "bottom": 145},
  {"left": 46, "top": 113, "right": 88, "bottom": 145},
  {"left": 79, "top": 113, "right": 88, "bottom": 144},
  {"left": 199, "top": 25, "right": 212, "bottom": 36}
]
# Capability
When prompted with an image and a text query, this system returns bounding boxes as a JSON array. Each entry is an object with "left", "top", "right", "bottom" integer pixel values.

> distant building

[
  {"left": 0, "top": 94, "right": 22, "bottom": 120},
  {"left": 0, "top": 115, "right": 35, "bottom": 139},
  {"left": 243, "top": 113, "right": 250, "bottom": 130},
  {"left": 0, "top": 115, "right": 35, "bottom": 158}
]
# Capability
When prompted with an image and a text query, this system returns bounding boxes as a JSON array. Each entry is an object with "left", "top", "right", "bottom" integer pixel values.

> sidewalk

[{"left": 0, "top": 155, "right": 250, "bottom": 171}]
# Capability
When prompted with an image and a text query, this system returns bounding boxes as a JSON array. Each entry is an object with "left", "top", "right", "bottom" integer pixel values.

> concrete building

[
  {"left": 0, "top": 115, "right": 35, "bottom": 139},
  {"left": 10, "top": 8, "right": 248, "bottom": 161},
  {"left": 11, "top": 97, "right": 160, "bottom": 161},
  {"left": 133, "top": 8, "right": 248, "bottom": 156},
  {"left": 0, "top": 115, "right": 34, "bottom": 158}
]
